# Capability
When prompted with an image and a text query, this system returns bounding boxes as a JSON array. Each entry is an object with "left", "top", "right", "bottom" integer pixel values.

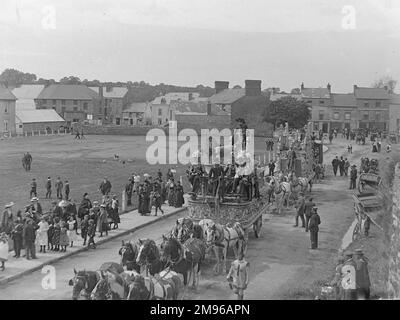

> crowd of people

[{"left": 0, "top": 164, "right": 187, "bottom": 271}]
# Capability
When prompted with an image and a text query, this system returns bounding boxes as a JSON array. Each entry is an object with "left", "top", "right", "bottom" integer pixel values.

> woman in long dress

[
  {"left": 67, "top": 216, "right": 77, "bottom": 247},
  {"left": 59, "top": 222, "right": 69, "bottom": 252},
  {"left": 168, "top": 179, "right": 176, "bottom": 207},
  {"left": 174, "top": 182, "right": 184, "bottom": 208},
  {"left": 36, "top": 217, "right": 49, "bottom": 253},
  {"left": 98, "top": 205, "right": 108, "bottom": 237},
  {"left": 0, "top": 232, "right": 9, "bottom": 271}
]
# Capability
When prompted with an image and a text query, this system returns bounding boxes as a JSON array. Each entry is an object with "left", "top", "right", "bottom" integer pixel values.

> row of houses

[{"left": 271, "top": 83, "right": 400, "bottom": 133}]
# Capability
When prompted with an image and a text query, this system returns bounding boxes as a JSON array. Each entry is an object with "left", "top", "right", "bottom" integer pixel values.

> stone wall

[{"left": 387, "top": 163, "right": 400, "bottom": 298}]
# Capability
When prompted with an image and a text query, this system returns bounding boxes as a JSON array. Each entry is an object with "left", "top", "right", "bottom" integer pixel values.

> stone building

[{"left": 0, "top": 86, "right": 16, "bottom": 136}]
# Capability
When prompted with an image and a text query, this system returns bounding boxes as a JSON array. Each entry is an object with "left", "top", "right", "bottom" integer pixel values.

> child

[
  {"left": 87, "top": 219, "right": 96, "bottom": 249},
  {"left": 52, "top": 217, "right": 61, "bottom": 251},
  {"left": 67, "top": 216, "right": 77, "bottom": 247},
  {"left": 47, "top": 217, "right": 54, "bottom": 251},
  {"left": 80, "top": 215, "right": 89, "bottom": 246},
  {"left": 59, "top": 221, "right": 69, "bottom": 252},
  {"left": 153, "top": 191, "right": 164, "bottom": 216},
  {"left": 36, "top": 217, "right": 49, "bottom": 253},
  {"left": 111, "top": 195, "right": 120, "bottom": 229}
]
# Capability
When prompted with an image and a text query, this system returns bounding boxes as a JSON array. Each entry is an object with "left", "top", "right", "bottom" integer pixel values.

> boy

[
  {"left": 80, "top": 214, "right": 89, "bottom": 246},
  {"left": 87, "top": 219, "right": 96, "bottom": 249}
]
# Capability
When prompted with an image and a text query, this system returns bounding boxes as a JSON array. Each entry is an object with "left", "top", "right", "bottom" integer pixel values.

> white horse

[
  {"left": 273, "top": 179, "right": 291, "bottom": 214},
  {"left": 204, "top": 222, "right": 247, "bottom": 274}
]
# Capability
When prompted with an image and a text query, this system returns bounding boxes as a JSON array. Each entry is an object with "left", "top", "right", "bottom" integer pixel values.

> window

[
  {"left": 62, "top": 100, "right": 66, "bottom": 105},
  {"left": 345, "top": 112, "right": 351, "bottom": 120},
  {"left": 319, "top": 111, "right": 324, "bottom": 120},
  {"left": 158, "top": 109, "right": 162, "bottom": 116},
  {"left": 73, "top": 100, "right": 78, "bottom": 105},
  {"left": 52, "top": 99, "right": 57, "bottom": 105},
  {"left": 73, "top": 106, "right": 78, "bottom": 112},
  {"left": 19, "top": 124, "right": 23, "bottom": 129},
  {"left": 364, "top": 102, "right": 369, "bottom": 108},
  {"left": 83, "top": 102, "right": 88, "bottom": 110},
  {"left": 375, "top": 111, "right": 381, "bottom": 121},
  {"left": 363, "top": 112, "right": 369, "bottom": 120},
  {"left": 72, "top": 119, "right": 79, "bottom": 123},
  {"left": 376, "top": 101, "right": 381, "bottom": 108},
  {"left": 319, "top": 100, "right": 324, "bottom": 104},
  {"left": 333, "top": 112, "right": 340, "bottom": 120}
]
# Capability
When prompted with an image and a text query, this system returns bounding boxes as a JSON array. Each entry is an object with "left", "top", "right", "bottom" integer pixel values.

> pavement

[{"left": 0, "top": 199, "right": 188, "bottom": 285}]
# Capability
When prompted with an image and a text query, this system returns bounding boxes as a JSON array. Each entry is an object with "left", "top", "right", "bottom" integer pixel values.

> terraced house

[{"left": 35, "top": 84, "right": 101, "bottom": 126}]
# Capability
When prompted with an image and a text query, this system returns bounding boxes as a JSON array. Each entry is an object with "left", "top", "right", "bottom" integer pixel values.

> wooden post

[{"left": 122, "top": 190, "right": 126, "bottom": 213}]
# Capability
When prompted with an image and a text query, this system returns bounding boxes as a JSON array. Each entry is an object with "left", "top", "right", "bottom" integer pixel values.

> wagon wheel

[{"left": 253, "top": 216, "right": 263, "bottom": 238}]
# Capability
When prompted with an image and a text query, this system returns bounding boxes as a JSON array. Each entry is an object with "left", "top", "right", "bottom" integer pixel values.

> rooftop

[
  {"left": 354, "top": 87, "right": 390, "bottom": 100},
  {"left": 0, "top": 86, "right": 17, "bottom": 100},
  {"left": 270, "top": 93, "right": 302, "bottom": 101},
  {"left": 37, "top": 85, "right": 99, "bottom": 100},
  {"left": 209, "top": 88, "right": 246, "bottom": 104},
  {"left": 123, "top": 102, "right": 149, "bottom": 113},
  {"left": 331, "top": 93, "right": 357, "bottom": 107},
  {"left": 89, "top": 86, "right": 128, "bottom": 98},
  {"left": 16, "top": 109, "right": 65, "bottom": 123},
  {"left": 12, "top": 84, "right": 45, "bottom": 99},
  {"left": 171, "top": 100, "right": 230, "bottom": 115},
  {"left": 301, "top": 87, "right": 330, "bottom": 99}
]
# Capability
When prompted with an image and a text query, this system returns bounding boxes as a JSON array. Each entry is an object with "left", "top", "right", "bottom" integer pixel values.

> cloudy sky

[{"left": 1, "top": 0, "right": 399, "bottom": 92}]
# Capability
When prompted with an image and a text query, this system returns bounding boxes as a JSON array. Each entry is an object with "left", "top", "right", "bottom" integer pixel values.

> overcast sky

[{"left": 1, "top": 0, "right": 399, "bottom": 92}]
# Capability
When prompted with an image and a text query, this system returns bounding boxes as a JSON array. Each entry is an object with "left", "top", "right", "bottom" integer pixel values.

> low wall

[
  {"left": 387, "top": 163, "right": 400, "bottom": 298},
  {"left": 78, "top": 124, "right": 168, "bottom": 136}
]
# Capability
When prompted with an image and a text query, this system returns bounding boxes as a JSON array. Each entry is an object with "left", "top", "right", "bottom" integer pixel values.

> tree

[
  {"left": 59, "top": 76, "right": 81, "bottom": 85},
  {"left": 0, "top": 68, "right": 37, "bottom": 86},
  {"left": 291, "top": 88, "right": 301, "bottom": 94},
  {"left": 372, "top": 75, "right": 397, "bottom": 93},
  {"left": 263, "top": 96, "right": 311, "bottom": 130}
]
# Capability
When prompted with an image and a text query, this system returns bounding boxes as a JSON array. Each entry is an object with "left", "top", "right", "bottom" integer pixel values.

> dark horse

[
  {"left": 136, "top": 239, "right": 166, "bottom": 276},
  {"left": 161, "top": 236, "right": 206, "bottom": 289},
  {"left": 119, "top": 240, "right": 141, "bottom": 273},
  {"left": 68, "top": 268, "right": 101, "bottom": 300},
  {"left": 170, "top": 217, "right": 204, "bottom": 243}
]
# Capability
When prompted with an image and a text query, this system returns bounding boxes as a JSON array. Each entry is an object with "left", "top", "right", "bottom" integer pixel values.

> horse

[
  {"left": 127, "top": 270, "right": 182, "bottom": 300},
  {"left": 119, "top": 240, "right": 141, "bottom": 273},
  {"left": 204, "top": 222, "right": 247, "bottom": 274},
  {"left": 170, "top": 217, "right": 200, "bottom": 243},
  {"left": 263, "top": 176, "right": 276, "bottom": 203},
  {"left": 68, "top": 268, "right": 101, "bottom": 300},
  {"left": 90, "top": 271, "right": 128, "bottom": 300},
  {"left": 160, "top": 235, "right": 206, "bottom": 288},
  {"left": 136, "top": 239, "right": 167, "bottom": 276}
]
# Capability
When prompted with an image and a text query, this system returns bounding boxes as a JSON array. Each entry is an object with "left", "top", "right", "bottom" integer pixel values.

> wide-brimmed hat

[
  {"left": 31, "top": 197, "right": 39, "bottom": 202},
  {"left": 58, "top": 200, "right": 69, "bottom": 207},
  {"left": 5, "top": 202, "right": 15, "bottom": 208},
  {"left": 100, "top": 204, "right": 106, "bottom": 208}
]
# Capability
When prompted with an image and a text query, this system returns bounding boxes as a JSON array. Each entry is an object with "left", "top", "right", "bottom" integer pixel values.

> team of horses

[{"left": 69, "top": 217, "right": 247, "bottom": 300}]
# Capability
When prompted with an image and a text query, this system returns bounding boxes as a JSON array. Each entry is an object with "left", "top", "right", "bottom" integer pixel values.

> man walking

[
  {"left": 30, "top": 178, "right": 37, "bottom": 199},
  {"left": 26, "top": 152, "right": 32, "bottom": 171},
  {"left": 45, "top": 177, "right": 52, "bottom": 199},
  {"left": 339, "top": 156, "right": 345, "bottom": 176},
  {"left": 350, "top": 165, "right": 357, "bottom": 190},
  {"left": 65, "top": 180, "right": 70, "bottom": 200},
  {"left": 294, "top": 192, "right": 305, "bottom": 228},
  {"left": 304, "top": 198, "right": 315, "bottom": 232},
  {"left": 309, "top": 207, "right": 321, "bottom": 249},
  {"left": 344, "top": 159, "right": 350, "bottom": 176},
  {"left": 55, "top": 177, "right": 63, "bottom": 199},
  {"left": 332, "top": 156, "right": 339, "bottom": 176},
  {"left": 99, "top": 178, "right": 112, "bottom": 196},
  {"left": 11, "top": 217, "right": 23, "bottom": 258}
]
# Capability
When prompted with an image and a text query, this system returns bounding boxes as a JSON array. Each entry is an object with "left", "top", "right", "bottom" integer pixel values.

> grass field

[{"left": 0, "top": 134, "right": 267, "bottom": 215}]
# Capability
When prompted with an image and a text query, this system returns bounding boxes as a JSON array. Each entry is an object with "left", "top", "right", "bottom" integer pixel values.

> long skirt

[
  {"left": 36, "top": 231, "right": 48, "bottom": 246},
  {"left": 0, "top": 241, "right": 9, "bottom": 262},
  {"left": 67, "top": 230, "right": 77, "bottom": 242}
]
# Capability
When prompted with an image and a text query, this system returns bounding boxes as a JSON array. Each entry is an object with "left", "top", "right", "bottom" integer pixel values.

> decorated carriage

[{"left": 358, "top": 172, "right": 382, "bottom": 194}]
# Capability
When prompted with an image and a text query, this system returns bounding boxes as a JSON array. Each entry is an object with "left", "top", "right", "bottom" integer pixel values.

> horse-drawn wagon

[{"left": 358, "top": 172, "right": 381, "bottom": 194}]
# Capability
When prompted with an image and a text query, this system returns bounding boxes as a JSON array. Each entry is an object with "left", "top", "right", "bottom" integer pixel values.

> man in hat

[
  {"left": 45, "top": 177, "right": 52, "bottom": 199},
  {"left": 331, "top": 156, "right": 339, "bottom": 177},
  {"left": 30, "top": 178, "right": 37, "bottom": 199},
  {"left": 304, "top": 198, "right": 315, "bottom": 232},
  {"left": 78, "top": 193, "right": 92, "bottom": 222},
  {"left": 341, "top": 252, "right": 357, "bottom": 300},
  {"left": 294, "top": 193, "right": 306, "bottom": 228},
  {"left": 308, "top": 207, "right": 321, "bottom": 249},
  {"left": 30, "top": 197, "right": 43, "bottom": 219},
  {"left": 55, "top": 177, "right": 63, "bottom": 200},
  {"left": 23, "top": 219, "right": 37, "bottom": 260},
  {"left": 65, "top": 180, "right": 70, "bottom": 200},
  {"left": 25, "top": 152, "right": 32, "bottom": 171},
  {"left": 99, "top": 178, "right": 112, "bottom": 196},
  {"left": 350, "top": 165, "right": 357, "bottom": 190},
  {"left": 11, "top": 217, "right": 23, "bottom": 258},
  {"left": 354, "top": 249, "right": 371, "bottom": 299}
]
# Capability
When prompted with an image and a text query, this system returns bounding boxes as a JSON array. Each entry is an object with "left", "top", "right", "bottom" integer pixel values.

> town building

[
  {"left": 329, "top": 93, "right": 358, "bottom": 131},
  {"left": 15, "top": 109, "right": 66, "bottom": 134},
  {"left": 152, "top": 92, "right": 201, "bottom": 104},
  {"left": 388, "top": 94, "right": 400, "bottom": 134},
  {"left": 35, "top": 84, "right": 101, "bottom": 126},
  {"left": 0, "top": 86, "right": 17, "bottom": 136},
  {"left": 11, "top": 84, "right": 45, "bottom": 110},
  {"left": 121, "top": 102, "right": 152, "bottom": 125},
  {"left": 150, "top": 103, "right": 176, "bottom": 126},
  {"left": 89, "top": 86, "right": 129, "bottom": 125}
]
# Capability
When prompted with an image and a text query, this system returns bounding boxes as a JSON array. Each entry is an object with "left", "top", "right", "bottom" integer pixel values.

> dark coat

[
  {"left": 309, "top": 213, "right": 321, "bottom": 231},
  {"left": 174, "top": 185, "right": 184, "bottom": 208},
  {"left": 23, "top": 223, "right": 36, "bottom": 244},
  {"left": 78, "top": 198, "right": 92, "bottom": 219}
]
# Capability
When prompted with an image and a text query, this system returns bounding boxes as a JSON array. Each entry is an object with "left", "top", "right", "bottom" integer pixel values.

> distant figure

[
  {"left": 45, "top": 177, "right": 52, "bottom": 199},
  {"left": 350, "top": 165, "right": 357, "bottom": 190},
  {"left": 74, "top": 130, "right": 81, "bottom": 139},
  {"left": 309, "top": 207, "right": 321, "bottom": 249},
  {"left": 65, "top": 180, "right": 70, "bottom": 200},
  {"left": 81, "top": 130, "right": 85, "bottom": 139},
  {"left": 387, "top": 144, "right": 392, "bottom": 153},
  {"left": 30, "top": 179, "right": 37, "bottom": 199},
  {"left": 55, "top": 177, "right": 63, "bottom": 200}
]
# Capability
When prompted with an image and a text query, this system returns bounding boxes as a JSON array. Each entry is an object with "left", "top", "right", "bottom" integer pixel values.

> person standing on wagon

[{"left": 227, "top": 251, "right": 250, "bottom": 300}]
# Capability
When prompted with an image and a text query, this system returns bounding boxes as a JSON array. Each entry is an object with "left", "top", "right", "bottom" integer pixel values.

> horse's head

[
  {"left": 160, "top": 236, "right": 180, "bottom": 263},
  {"left": 69, "top": 269, "right": 90, "bottom": 300},
  {"left": 136, "top": 239, "right": 159, "bottom": 265},
  {"left": 91, "top": 272, "right": 112, "bottom": 300},
  {"left": 119, "top": 240, "right": 137, "bottom": 266},
  {"left": 173, "top": 218, "right": 193, "bottom": 243},
  {"left": 204, "top": 224, "right": 218, "bottom": 246},
  {"left": 127, "top": 275, "right": 149, "bottom": 300}
]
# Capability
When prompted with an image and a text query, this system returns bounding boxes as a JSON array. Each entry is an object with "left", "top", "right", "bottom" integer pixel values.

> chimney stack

[
  {"left": 245, "top": 80, "right": 261, "bottom": 96},
  {"left": 327, "top": 83, "right": 331, "bottom": 93},
  {"left": 353, "top": 85, "right": 358, "bottom": 92},
  {"left": 207, "top": 101, "right": 212, "bottom": 116},
  {"left": 215, "top": 81, "right": 229, "bottom": 94},
  {"left": 301, "top": 82, "right": 304, "bottom": 91}
]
